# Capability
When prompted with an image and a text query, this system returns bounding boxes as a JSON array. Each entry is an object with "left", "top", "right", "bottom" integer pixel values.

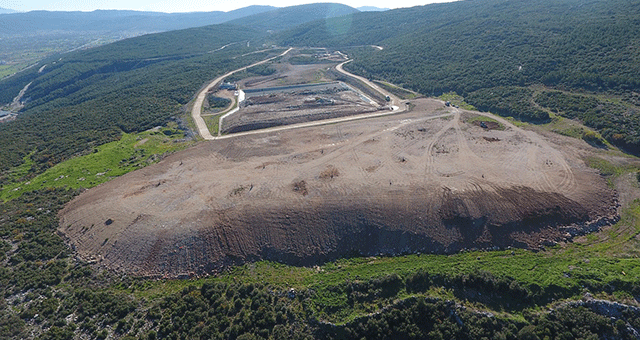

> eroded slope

[{"left": 59, "top": 99, "right": 616, "bottom": 277}]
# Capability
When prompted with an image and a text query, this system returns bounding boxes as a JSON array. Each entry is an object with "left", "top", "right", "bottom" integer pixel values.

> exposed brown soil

[
  {"left": 222, "top": 82, "right": 378, "bottom": 134},
  {"left": 239, "top": 62, "right": 335, "bottom": 89},
  {"left": 59, "top": 99, "right": 617, "bottom": 277}
]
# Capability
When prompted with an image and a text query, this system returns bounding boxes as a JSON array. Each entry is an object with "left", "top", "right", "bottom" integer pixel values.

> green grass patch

[
  {"left": 553, "top": 126, "right": 585, "bottom": 139},
  {"left": 1, "top": 125, "right": 192, "bottom": 202},
  {"left": 0, "top": 64, "right": 22, "bottom": 79},
  {"left": 584, "top": 156, "right": 639, "bottom": 189},
  {"left": 502, "top": 116, "right": 529, "bottom": 127},
  {"left": 546, "top": 116, "right": 610, "bottom": 147},
  {"left": 585, "top": 156, "right": 637, "bottom": 179},
  {"left": 374, "top": 80, "right": 417, "bottom": 100},
  {"left": 464, "top": 114, "right": 506, "bottom": 130},
  {"left": 203, "top": 114, "right": 223, "bottom": 135},
  {"left": 125, "top": 247, "right": 640, "bottom": 323},
  {"left": 438, "top": 92, "right": 476, "bottom": 110}
]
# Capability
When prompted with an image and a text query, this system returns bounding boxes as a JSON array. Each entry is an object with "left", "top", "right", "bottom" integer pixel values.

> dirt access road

[
  {"left": 336, "top": 60, "right": 401, "bottom": 109},
  {"left": 192, "top": 51, "right": 406, "bottom": 140},
  {"left": 191, "top": 48, "right": 293, "bottom": 140},
  {"left": 212, "top": 59, "right": 406, "bottom": 139}
]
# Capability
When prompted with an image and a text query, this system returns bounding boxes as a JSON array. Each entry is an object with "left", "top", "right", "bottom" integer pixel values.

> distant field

[
  {"left": 0, "top": 34, "right": 110, "bottom": 79},
  {"left": 0, "top": 64, "right": 22, "bottom": 79}
]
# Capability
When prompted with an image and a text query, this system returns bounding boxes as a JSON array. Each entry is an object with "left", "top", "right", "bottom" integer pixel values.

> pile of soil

[{"left": 59, "top": 99, "right": 617, "bottom": 277}]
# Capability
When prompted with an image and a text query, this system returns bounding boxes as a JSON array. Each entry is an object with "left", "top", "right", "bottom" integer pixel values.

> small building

[{"left": 220, "top": 82, "right": 237, "bottom": 90}]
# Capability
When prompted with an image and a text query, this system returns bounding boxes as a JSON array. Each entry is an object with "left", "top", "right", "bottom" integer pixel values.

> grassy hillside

[{"left": 0, "top": 124, "right": 191, "bottom": 202}]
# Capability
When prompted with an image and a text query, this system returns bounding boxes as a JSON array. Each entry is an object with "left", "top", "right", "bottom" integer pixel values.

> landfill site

[
  {"left": 220, "top": 81, "right": 383, "bottom": 134},
  {"left": 59, "top": 97, "right": 618, "bottom": 277}
]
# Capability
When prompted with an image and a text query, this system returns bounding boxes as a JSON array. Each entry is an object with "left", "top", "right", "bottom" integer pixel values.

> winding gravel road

[
  {"left": 191, "top": 48, "right": 293, "bottom": 140},
  {"left": 192, "top": 50, "right": 407, "bottom": 140}
]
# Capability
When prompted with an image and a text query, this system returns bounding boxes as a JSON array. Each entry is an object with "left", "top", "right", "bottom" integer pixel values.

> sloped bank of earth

[{"left": 59, "top": 99, "right": 617, "bottom": 277}]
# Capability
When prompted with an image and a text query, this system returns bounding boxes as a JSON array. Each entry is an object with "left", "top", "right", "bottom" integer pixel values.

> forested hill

[
  {"left": 0, "top": 3, "right": 362, "bottom": 176},
  {"left": 0, "top": 3, "right": 357, "bottom": 37},
  {"left": 279, "top": 0, "right": 640, "bottom": 94},
  {"left": 226, "top": 3, "right": 359, "bottom": 32},
  {"left": 278, "top": 0, "right": 640, "bottom": 153},
  {"left": 0, "top": 6, "right": 275, "bottom": 36},
  {"left": 0, "top": 24, "right": 262, "bottom": 174}
]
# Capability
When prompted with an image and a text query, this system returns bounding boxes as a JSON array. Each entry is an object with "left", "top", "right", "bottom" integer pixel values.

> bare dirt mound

[{"left": 59, "top": 99, "right": 617, "bottom": 277}]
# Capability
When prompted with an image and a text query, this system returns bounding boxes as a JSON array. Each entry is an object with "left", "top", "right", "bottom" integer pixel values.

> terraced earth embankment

[{"left": 59, "top": 99, "right": 617, "bottom": 277}]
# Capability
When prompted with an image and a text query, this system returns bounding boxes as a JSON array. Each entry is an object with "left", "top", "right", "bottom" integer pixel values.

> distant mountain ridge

[
  {"left": 0, "top": 7, "right": 17, "bottom": 14},
  {"left": 226, "top": 3, "right": 359, "bottom": 32},
  {"left": 0, "top": 6, "right": 276, "bottom": 35},
  {"left": 0, "top": 4, "right": 359, "bottom": 36},
  {"left": 357, "top": 6, "right": 389, "bottom": 11}
]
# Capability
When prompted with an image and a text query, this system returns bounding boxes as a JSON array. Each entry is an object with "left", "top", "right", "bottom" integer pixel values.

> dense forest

[
  {"left": 278, "top": 0, "right": 640, "bottom": 153},
  {"left": 281, "top": 0, "right": 640, "bottom": 95}
]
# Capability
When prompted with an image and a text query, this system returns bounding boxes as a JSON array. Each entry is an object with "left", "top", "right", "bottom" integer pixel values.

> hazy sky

[{"left": 0, "top": 0, "right": 456, "bottom": 13}]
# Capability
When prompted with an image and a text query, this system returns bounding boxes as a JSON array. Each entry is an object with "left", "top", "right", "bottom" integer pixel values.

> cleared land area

[
  {"left": 221, "top": 81, "right": 381, "bottom": 133},
  {"left": 59, "top": 98, "right": 617, "bottom": 277}
]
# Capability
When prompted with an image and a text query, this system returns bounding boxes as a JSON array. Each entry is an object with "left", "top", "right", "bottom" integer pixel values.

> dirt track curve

[
  {"left": 195, "top": 56, "right": 405, "bottom": 141},
  {"left": 59, "top": 99, "right": 617, "bottom": 277},
  {"left": 191, "top": 48, "right": 293, "bottom": 140}
]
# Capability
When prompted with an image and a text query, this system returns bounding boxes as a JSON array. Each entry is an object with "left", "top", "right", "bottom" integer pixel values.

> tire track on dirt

[
  {"left": 451, "top": 110, "right": 484, "bottom": 177},
  {"left": 423, "top": 111, "right": 458, "bottom": 179},
  {"left": 542, "top": 148, "right": 578, "bottom": 194},
  {"left": 464, "top": 109, "right": 577, "bottom": 194},
  {"left": 557, "top": 157, "right": 578, "bottom": 193},
  {"left": 344, "top": 127, "right": 376, "bottom": 185},
  {"left": 526, "top": 145, "right": 556, "bottom": 192}
]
